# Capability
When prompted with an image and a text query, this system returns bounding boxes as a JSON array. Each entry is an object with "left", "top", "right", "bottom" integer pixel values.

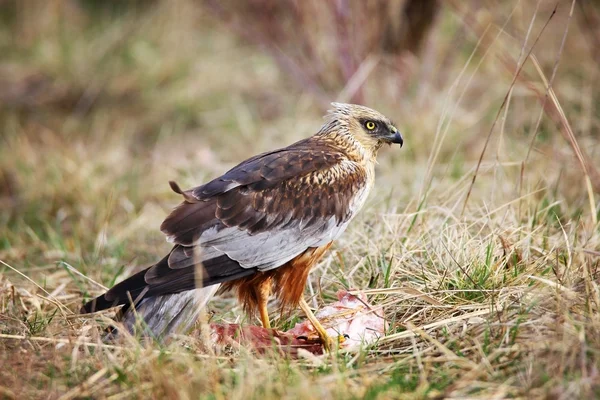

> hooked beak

[{"left": 386, "top": 127, "right": 403, "bottom": 147}]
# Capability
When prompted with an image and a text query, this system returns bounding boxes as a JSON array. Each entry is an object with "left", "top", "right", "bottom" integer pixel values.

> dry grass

[{"left": 1, "top": 0, "right": 599, "bottom": 398}]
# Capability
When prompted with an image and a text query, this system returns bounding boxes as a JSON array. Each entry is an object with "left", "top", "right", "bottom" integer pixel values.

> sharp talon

[
  {"left": 296, "top": 335, "right": 322, "bottom": 344},
  {"left": 298, "top": 298, "right": 335, "bottom": 353}
]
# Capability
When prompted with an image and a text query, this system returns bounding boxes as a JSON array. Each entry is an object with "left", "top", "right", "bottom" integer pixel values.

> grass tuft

[{"left": 1, "top": 0, "right": 600, "bottom": 398}]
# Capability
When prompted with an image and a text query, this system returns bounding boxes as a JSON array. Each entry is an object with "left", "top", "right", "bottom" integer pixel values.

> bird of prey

[{"left": 82, "top": 103, "right": 403, "bottom": 351}]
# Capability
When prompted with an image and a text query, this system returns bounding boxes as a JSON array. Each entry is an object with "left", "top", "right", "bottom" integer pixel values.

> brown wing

[
  {"left": 160, "top": 137, "right": 367, "bottom": 268},
  {"left": 83, "top": 138, "right": 366, "bottom": 313},
  {"left": 161, "top": 138, "right": 350, "bottom": 243}
]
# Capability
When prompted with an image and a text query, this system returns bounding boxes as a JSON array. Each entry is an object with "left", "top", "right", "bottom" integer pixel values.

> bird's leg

[
  {"left": 259, "top": 298, "right": 271, "bottom": 329},
  {"left": 298, "top": 297, "right": 334, "bottom": 353},
  {"left": 257, "top": 278, "right": 272, "bottom": 329}
]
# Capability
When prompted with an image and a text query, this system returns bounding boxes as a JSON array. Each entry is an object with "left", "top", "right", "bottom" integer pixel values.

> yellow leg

[
  {"left": 299, "top": 297, "right": 334, "bottom": 353},
  {"left": 257, "top": 279, "right": 272, "bottom": 329},
  {"left": 259, "top": 296, "right": 271, "bottom": 329}
]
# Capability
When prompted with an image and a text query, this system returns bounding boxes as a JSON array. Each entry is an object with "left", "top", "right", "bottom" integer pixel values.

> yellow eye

[{"left": 365, "top": 121, "right": 376, "bottom": 130}]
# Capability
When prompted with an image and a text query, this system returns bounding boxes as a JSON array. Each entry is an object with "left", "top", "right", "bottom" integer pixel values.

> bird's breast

[
  {"left": 347, "top": 172, "right": 373, "bottom": 217},
  {"left": 338, "top": 159, "right": 375, "bottom": 221}
]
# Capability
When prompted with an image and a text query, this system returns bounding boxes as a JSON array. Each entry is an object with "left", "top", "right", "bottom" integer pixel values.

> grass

[{"left": 1, "top": 0, "right": 599, "bottom": 398}]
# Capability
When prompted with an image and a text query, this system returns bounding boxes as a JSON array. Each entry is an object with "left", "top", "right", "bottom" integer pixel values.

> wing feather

[
  {"left": 83, "top": 138, "right": 368, "bottom": 313},
  {"left": 147, "top": 137, "right": 367, "bottom": 293}
]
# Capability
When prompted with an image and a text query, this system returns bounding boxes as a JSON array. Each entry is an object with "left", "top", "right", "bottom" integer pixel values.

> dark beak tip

[{"left": 393, "top": 131, "right": 404, "bottom": 147}]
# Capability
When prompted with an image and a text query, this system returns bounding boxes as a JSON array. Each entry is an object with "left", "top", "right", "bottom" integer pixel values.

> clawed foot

[
  {"left": 298, "top": 297, "right": 353, "bottom": 353},
  {"left": 296, "top": 333, "right": 348, "bottom": 353}
]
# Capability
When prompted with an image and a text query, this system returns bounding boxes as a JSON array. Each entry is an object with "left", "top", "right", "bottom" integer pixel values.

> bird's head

[{"left": 321, "top": 103, "right": 403, "bottom": 157}]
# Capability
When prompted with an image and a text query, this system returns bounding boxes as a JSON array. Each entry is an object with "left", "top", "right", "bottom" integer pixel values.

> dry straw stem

[
  {"left": 528, "top": 55, "right": 598, "bottom": 224},
  {"left": 452, "top": 0, "right": 599, "bottom": 223},
  {"left": 1, "top": 0, "right": 600, "bottom": 398}
]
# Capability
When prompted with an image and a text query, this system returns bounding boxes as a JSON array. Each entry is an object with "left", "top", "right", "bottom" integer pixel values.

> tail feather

[
  {"left": 81, "top": 267, "right": 150, "bottom": 314},
  {"left": 81, "top": 245, "right": 252, "bottom": 340},
  {"left": 112, "top": 285, "right": 220, "bottom": 341}
]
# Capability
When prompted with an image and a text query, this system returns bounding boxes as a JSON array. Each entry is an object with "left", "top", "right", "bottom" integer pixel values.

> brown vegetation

[{"left": 1, "top": 0, "right": 599, "bottom": 398}]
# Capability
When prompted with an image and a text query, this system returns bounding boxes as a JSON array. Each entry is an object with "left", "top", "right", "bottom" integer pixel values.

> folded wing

[{"left": 83, "top": 138, "right": 366, "bottom": 313}]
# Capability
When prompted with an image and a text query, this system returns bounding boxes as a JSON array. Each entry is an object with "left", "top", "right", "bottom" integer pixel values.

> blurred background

[
  {"left": 0, "top": 0, "right": 598, "bottom": 281},
  {"left": 1, "top": 1, "right": 600, "bottom": 397}
]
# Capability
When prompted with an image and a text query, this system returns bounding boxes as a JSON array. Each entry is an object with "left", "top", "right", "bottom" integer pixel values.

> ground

[{"left": 1, "top": 1, "right": 599, "bottom": 399}]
